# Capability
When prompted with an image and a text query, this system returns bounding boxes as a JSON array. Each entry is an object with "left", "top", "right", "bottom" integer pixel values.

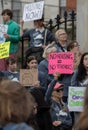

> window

[
  {"left": 59, "top": 0, "right": 66, "bottom": 7},
  {"left": 13, "top": 10, "right": 20, "bottom": 23},
  {"left": 59, "top": 0, "right": 66, "bottom": 17}
]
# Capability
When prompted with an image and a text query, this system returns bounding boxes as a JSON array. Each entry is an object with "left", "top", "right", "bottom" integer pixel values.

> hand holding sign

[
  {"left": 33, "top": 80, "right": 40, "bottom": 87},
  {"left": 53, "top": 72, "right": 61, "bottom": 80},
  {"left": 4, "top": 34, "right": 10, "bottom": 39},
  {"left": 20, "top": 20, "right": 24, "bottom": 28}
]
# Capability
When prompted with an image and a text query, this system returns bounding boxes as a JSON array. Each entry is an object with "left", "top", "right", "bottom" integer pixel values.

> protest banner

[
  {"left": 0, "top": 24, "right": 8, "bottom": 43},
  {"left": 23, "top": 1, "right": 44, "bottom": 21},
  {"left": 68, "top": 87, "right": 86, "bottom": 112},
  {"left": 48, "top": 52, "right": 74, "bottom": 74},
  {"left": 0, "top": 41, "right": 10, "bottom": 59},
  {"left": 20, "top": 68, "right": 38, "bottom": 86}
]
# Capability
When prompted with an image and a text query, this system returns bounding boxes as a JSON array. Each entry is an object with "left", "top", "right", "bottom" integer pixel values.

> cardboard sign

[
  {"left": 0, "top": 24, "right": 8, "bottom": 43},
  {"left": 48, "top": 52, "right": 74, "bottom": 74},
  {"left": 68, "top": 87, "right": 86, "bottom": 112},
  {"left": 20, "top": 69, "right": 38, "bottom": 86},
  {"left": 0, "top": 41, "right": 10, "bottom": 59},
  {"left": 23, "top": 1, "right": 44, "bottom": 21}
]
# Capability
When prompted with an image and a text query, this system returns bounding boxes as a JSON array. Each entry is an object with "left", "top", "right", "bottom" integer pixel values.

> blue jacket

[
  {"left": 45, "top": 80, "right": 72, "bottom": 129},
  {"left": 54, "top": 42, "right": 67, "bottom": 52},
  {"left": 61, "top": 74, "right": 73, "bottom": 97},
  {"left": 3, "top": 71, "right": 19, "bottom": 81},
  {"left": 38, "top": 70, "right": 47, "bottom": 92},
  {"left": 38, "top": 59, "right": 54, "bottom": 85},
  {"left": 3, "top": 123, "right": 34, "bottom": 130},
  {"left": 23, "top": 28, "right": 55, "bottom": 47}
]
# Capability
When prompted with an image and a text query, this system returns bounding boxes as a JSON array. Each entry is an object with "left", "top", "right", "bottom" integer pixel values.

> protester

[
  {"left": 0, "top": 79, "right": 37, "bottom": 130},
  {"left": 0, "top": 9, "right": 20, "bottom": 71},
  {"left": 45, "top": 72, "right": 72, "bottom": 130},
  {"left": 24, "top": 56, "right": 47, "bottom": 94},
  {"left": 55, "top": 29, "right": 68, "bottom": 52},
  {"left": 38, "top": 43, "right": 57, "bottom": 85},
  {"left": 67, "top": 41, "right": 83, "bottom": 70},
  {"left": 20, "top": 16, "right": 56, "bottom": 63},
  {"left": 71, "top": 52, "right": 88, "bottom": 122},
  {"left": 3, "top": 57, "right": 19, "bottom": 81},
  {"left": 74, "top": 84, "right": 88, "bottom": 130},
  {"left": 71, "top": 52, "right": 88, "bottom": 86}
]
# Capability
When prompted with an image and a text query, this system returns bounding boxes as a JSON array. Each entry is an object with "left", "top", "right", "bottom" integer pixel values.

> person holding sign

[
  {"left": 45, "top": 72, "right": 72, "bottom": 130},
  {"left": 0, "top": 9, "right": 20, "bottom": 70},
  {"left": 25, "top": 56, "right": 47, "bottom": 94},
  {"left": 38, "top": 43, "right": 57, "bottom": 85},
  {"left": 20, "top": 16, "right": 56, "bottom": 63}
]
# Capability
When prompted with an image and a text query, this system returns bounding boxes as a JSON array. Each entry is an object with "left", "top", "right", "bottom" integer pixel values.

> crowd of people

[{"left": 0, "top": 8, "right": 88, "bottom": 130}]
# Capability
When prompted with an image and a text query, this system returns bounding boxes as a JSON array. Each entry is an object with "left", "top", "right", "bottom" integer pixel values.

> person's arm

[
  {"left": 9, "top": 25, "right": 20, "bottom": 42},
  {"left": 45, "top": 79, "right": 57, "bottom": 104},
  {"left": 19, "top": 20, "right": 30, "bottom": 39},
  {"left": 46, "top": 30, "right": 56, "bottom": 45},
  {"left": 38, "top": 71, "right": 47, "bottom": 91},
  {"left": 4, "top": 25, "right": 20, "bottom": 43},
  {"left": 71, "top": 69, "right": 78, "bottom": 86},
  {"left": 45, "top": 72, "right": 60, "bottom": 104}
]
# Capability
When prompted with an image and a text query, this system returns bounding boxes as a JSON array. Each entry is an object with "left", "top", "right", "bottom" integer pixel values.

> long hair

[
  {"left": 0, "top": 80, "right": 36, "bottom": 125},
  {"left": 77, "top": 52, "right": 88, "bottom": 81},
  {"left": 26, "top": 56, "right": 37, "bottom": 69},
  {"left": 74, "top": 85, "right": 88, "bottom": 130},
  {"left": 67, "top": 41, "right": 79, "bottom": 51}
]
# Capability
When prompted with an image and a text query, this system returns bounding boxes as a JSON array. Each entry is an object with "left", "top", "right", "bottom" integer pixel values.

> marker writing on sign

[{"left": 49, "top": 53, "right": 73, "bottom": 60}]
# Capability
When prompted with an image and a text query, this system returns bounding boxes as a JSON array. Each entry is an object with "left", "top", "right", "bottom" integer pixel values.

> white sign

[
  {"left": 68, "top": 87, "right": 86, "bottom": 112},
  {"left": 0, "top": 24, "right": 8, "bottom": 43},
  {"left": 23, "top": 1, "right": 44, "bottom": 22}
]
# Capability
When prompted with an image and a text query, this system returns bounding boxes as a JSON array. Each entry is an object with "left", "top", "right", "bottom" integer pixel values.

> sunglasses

[{"left": 55, "top": 89, "right": 63, "bottom": 92}]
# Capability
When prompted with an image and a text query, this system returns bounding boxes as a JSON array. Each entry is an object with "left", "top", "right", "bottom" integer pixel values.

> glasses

[
  {"left": 55, "top": 89, "right": 63, "bottom": 92},
  {"left": 74, "top": 44, "right": 80, "bottom": 47}
]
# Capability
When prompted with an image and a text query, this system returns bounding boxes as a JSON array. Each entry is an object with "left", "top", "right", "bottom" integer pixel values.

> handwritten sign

[
  {"left": 48, "top": 52, "right": 74, "bottom": 74},
  {"left": 68, "top": 87, "right": 86, "bottom": 112},
  {"left": 0, "top": 41, "right": 10, "bottom": 59},
  {"left": 23, "top": 1, "right": 44, "bottom": 21},
  {"left": 0, "top": 24, "right": 8, "bottom": 43},
  {"left": 20, "top": 69, "right": 38, "bottom": 86}
]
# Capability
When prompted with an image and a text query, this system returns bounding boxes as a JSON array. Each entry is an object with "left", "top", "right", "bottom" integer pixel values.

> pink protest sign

[{"left": 48, "top": 52, "right": 74, "bottom": 74}]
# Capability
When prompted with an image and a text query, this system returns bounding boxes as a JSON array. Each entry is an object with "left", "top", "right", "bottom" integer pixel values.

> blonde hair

[
  {"left": 43, "top": 43, "right": 57, "bottom": 58},
  {"left": 55, "top": 29, "right": 66, "bottom": 40},
  {"left": 0, "top": 79, "right": 36, "bottom": 124}
]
